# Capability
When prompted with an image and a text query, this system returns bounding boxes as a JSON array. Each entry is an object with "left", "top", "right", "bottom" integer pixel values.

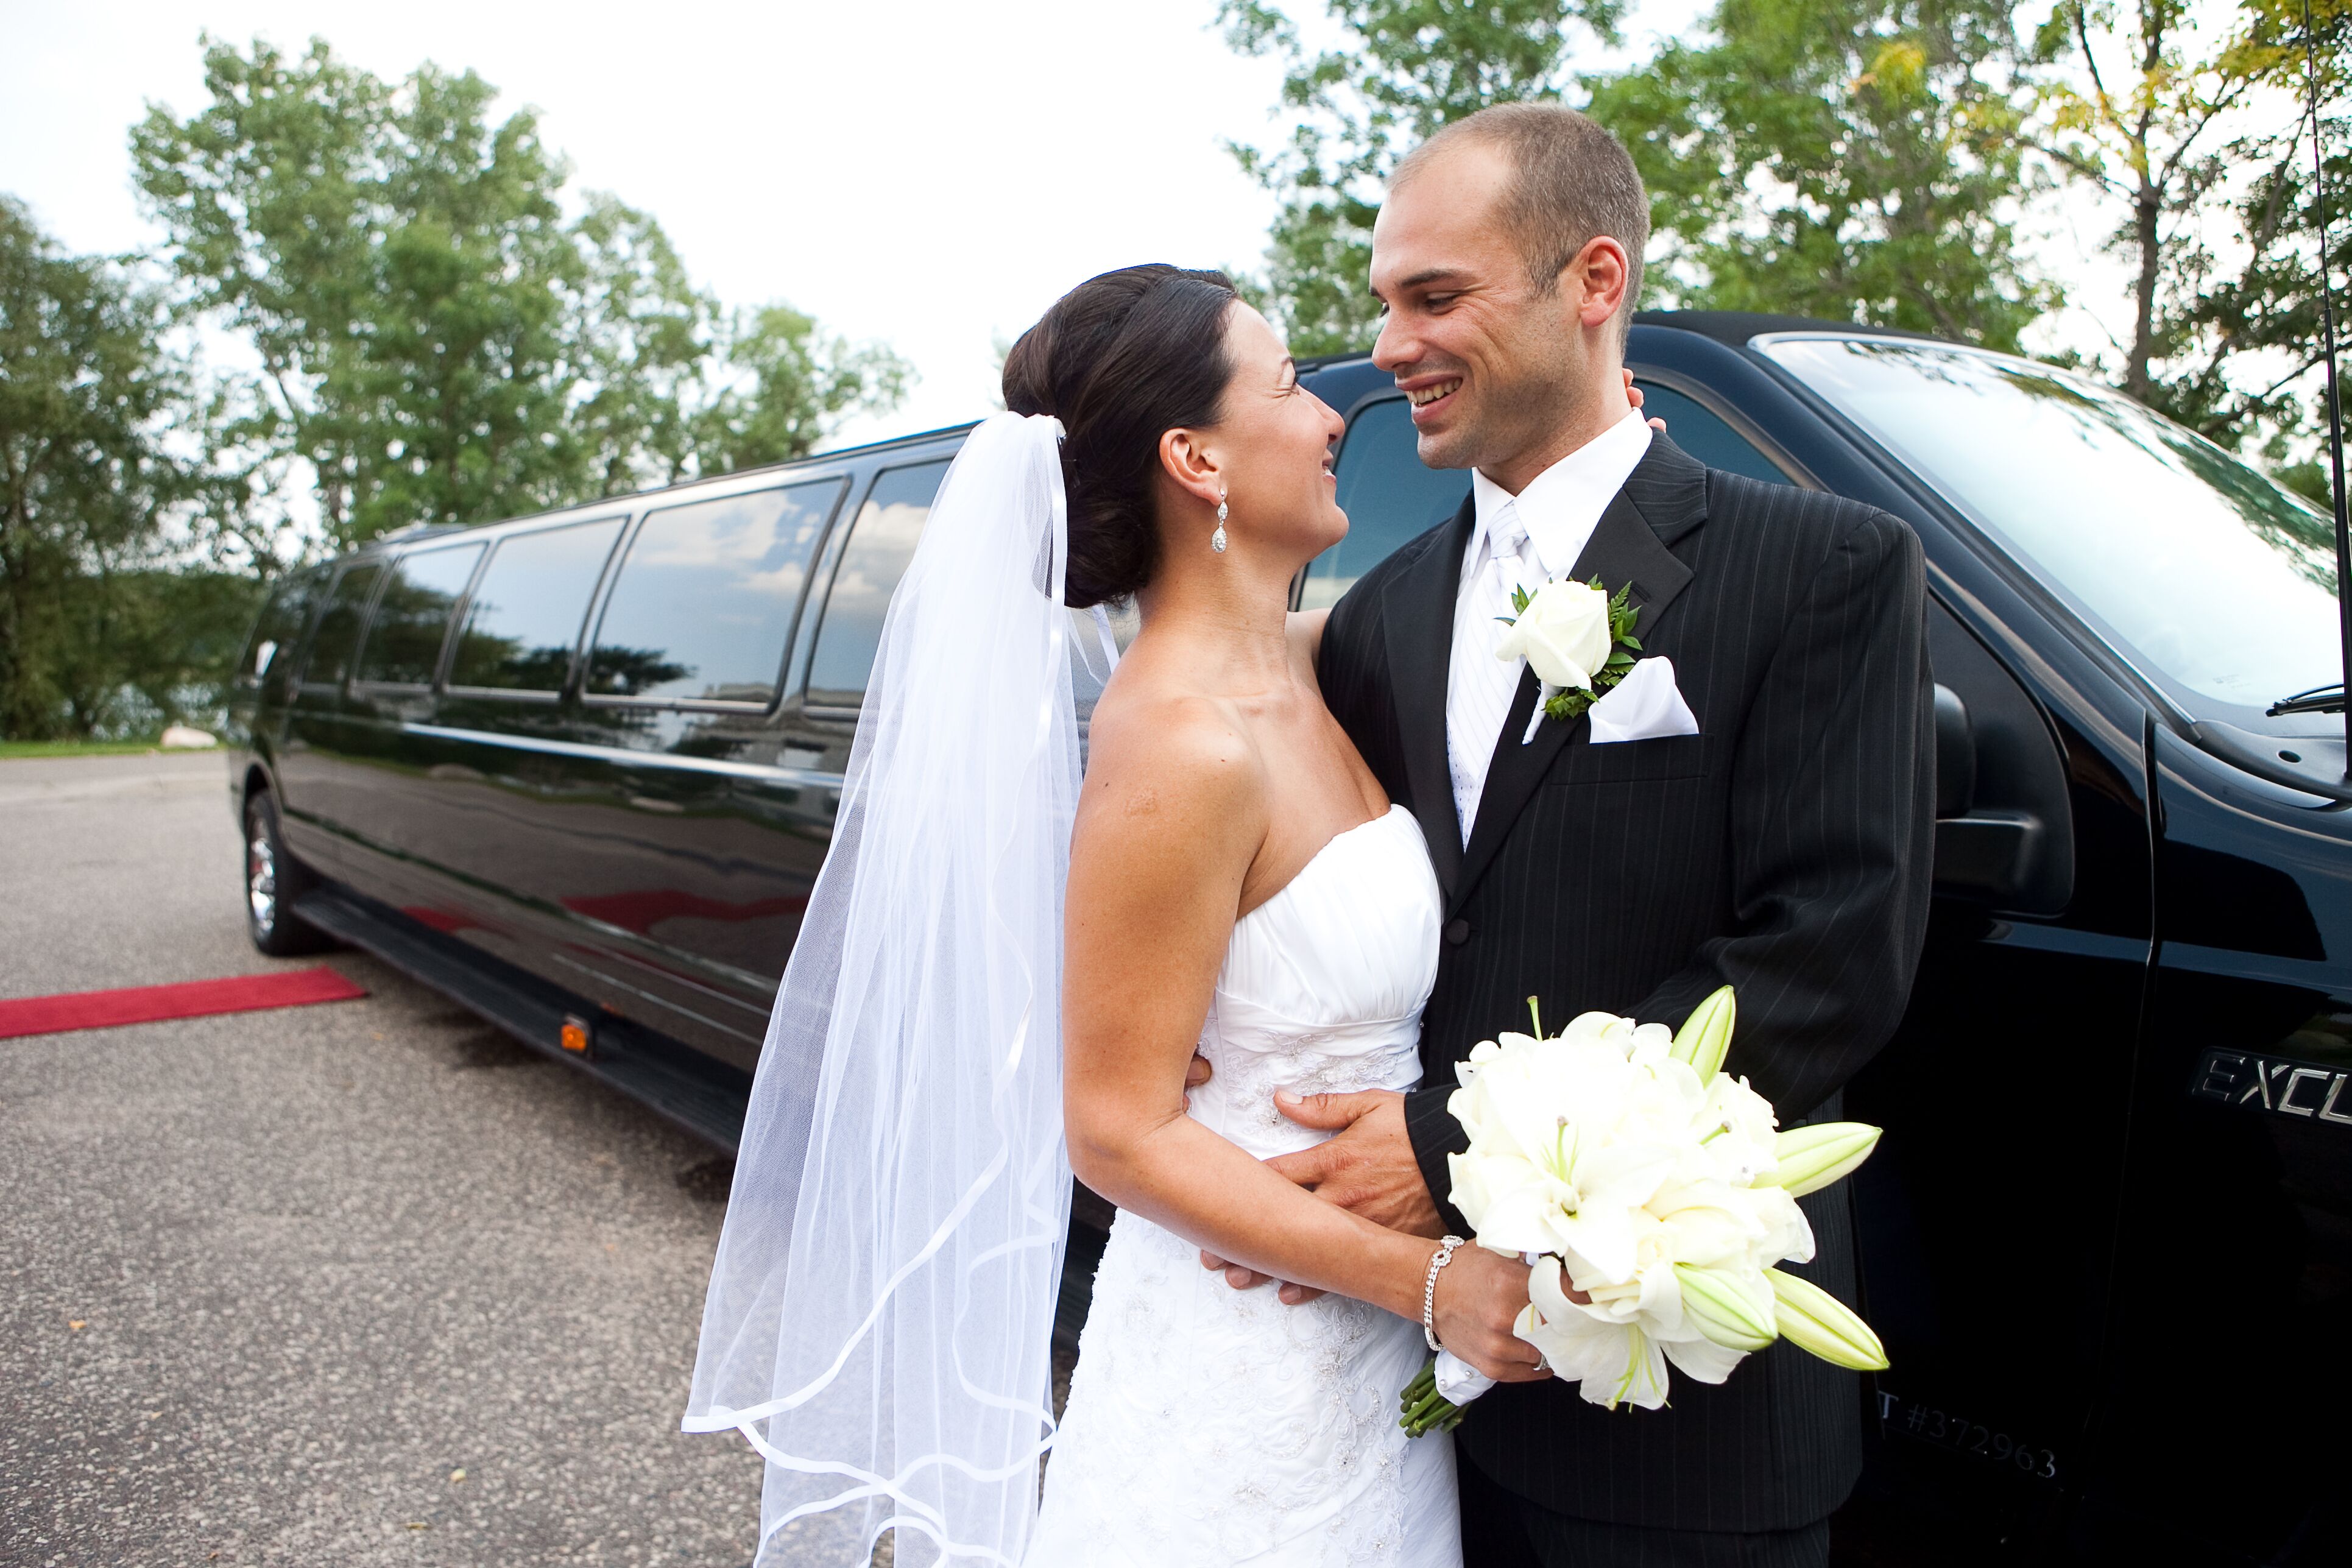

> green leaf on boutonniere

[{"left": 1544, "top": 686, "right": 1598, "bottom": 722}]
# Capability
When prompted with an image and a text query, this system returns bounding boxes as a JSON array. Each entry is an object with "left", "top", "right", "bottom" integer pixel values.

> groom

[{"left": 1210, "top": 105, "right": 1935, "bottom": 1565}]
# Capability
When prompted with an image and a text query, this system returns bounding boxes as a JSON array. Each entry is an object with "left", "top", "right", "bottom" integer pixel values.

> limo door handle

[{"left": 1931, "top": 683, "right": 2055, "bottom": 909}]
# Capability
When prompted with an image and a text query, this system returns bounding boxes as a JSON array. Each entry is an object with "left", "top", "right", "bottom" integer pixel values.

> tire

[{"left": 242, "top": 789, "right": 333, "bottom": 956}]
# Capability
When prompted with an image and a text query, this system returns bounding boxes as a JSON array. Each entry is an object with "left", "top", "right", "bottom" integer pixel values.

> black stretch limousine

[{"left": 227, "top": 313, "right": 2347, "bottom": 1566}]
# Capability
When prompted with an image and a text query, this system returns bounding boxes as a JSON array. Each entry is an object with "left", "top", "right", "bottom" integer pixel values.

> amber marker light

[{"left": 560, "top": 1015, "right": 592, "bottom": 1054}]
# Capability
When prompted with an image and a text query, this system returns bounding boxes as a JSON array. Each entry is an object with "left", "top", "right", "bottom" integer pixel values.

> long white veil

[{"left": 685, "top": 412, "right": 1110, "bottom": 1566}]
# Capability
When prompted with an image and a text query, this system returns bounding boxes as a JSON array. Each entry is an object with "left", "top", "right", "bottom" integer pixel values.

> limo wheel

[{"left": 243, "top": 791, "right": 332, "bottom": 956}]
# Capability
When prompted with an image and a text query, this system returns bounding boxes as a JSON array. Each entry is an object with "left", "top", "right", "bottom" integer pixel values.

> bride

[{"left": 685, "top": 264, "right": 1543, "bottom": 1567}]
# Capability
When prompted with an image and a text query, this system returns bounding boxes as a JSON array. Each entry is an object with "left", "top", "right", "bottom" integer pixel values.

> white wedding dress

[{"left": 1026, "top": 803, "right": 1462, "bottom": 1568}]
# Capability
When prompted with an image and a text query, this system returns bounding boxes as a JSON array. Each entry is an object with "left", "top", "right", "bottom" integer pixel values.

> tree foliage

[
  {"left": 0, "top": 196, "right": 247, "bottom": 739},
  {"left": 2, "top": 30, "right": 914, "bottom": 740},
  {"left": 1223, "top": 0, "right": 2060, "bottom": 353},
  {"left": 1592, "top": 0, "right": 2057, "bottom": 350},
  {"left": 2026, "top": 0, "right": 2352, "bottom": 476},
  {"left": 1220, "top": 0, "right": 1626, "bottom": 354},
  {"left": 131, "top": 34, "right": 911, "bottom": 550},
  {"left": 2031, "top": 0, "right": 2295, "bottom": 400}
]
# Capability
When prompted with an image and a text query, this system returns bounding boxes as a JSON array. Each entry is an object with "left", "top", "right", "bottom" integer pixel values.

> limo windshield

[{"left": 1762, "top": 334, "right": 2342, "bottom": 712}]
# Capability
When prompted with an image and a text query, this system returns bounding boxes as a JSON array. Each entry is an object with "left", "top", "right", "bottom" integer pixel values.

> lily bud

[
  {"left": 1765, "top": 1268, "right": 1888, "bottom": 1371},
  {"left": 1669, "top": 986, "right": 1737, "bottom": 1080},
  {"left": 1673, "top": 1263, "right": 1777, "bottom": 1352},
  {"left": 1764, "top": 1123, "right": 1882, "bottom": 1196}
]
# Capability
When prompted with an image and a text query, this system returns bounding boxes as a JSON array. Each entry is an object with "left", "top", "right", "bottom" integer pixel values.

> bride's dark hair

[{"left": 1001, "top": 264, "right": 1240, "bottom": 608}]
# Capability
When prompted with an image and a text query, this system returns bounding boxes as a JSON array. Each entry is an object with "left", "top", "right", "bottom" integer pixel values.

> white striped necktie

[{"left": 1447, "top": 498, "right": 1534, "bottom": 844}]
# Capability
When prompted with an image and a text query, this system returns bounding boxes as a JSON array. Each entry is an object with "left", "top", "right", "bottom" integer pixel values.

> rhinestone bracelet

[{"left": 1422, "top": 1235, "right": 1466, "bottom": 1352}]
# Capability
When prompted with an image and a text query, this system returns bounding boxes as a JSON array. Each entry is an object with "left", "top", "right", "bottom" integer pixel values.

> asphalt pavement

[{"left": 0, "top": 752, "right": 876, "bottom": 1567}]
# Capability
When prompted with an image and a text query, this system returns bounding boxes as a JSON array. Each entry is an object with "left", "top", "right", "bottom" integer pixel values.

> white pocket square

[{"left": 1585, "top": 656, "right": 1700, "bottom": 744}]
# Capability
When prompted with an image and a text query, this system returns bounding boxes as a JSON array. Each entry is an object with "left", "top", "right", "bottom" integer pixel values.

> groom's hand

[
  {"left": 1196, "top": 1087, "right": 1444, "bottom": 1305},
  {"left": 1265, "top": 1089, "right": 1444, "bottom": 1236}
]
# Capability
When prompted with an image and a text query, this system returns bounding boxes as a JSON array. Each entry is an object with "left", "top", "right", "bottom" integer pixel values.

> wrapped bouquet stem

[{"left": 1400, "top": 987, "right": 1886, "bottom": 1436}]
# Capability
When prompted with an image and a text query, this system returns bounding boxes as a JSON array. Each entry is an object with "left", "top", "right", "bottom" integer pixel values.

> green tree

[
  {"left": 693, "top": 304, "right": 916, "bottom": 475},
  {"left": 1221, "top": 0, "right": 2054, "bottom": 354},
  {"left": 129, "top": 36, "right": 382, "bottom": 540},
  {"left": 1592, "top": 0, "right": 2058, "bottom": 349},
  {"left": 565, "top": 193, "right": 715, "bottom": 492},
  {"left": 133, "top": 34, "right": 911, "bottom": 548},
  {"left": 2030, "top": 0, "right": 2292, "bottom": 403},
  {"left": 1220, "top": 0, "right": 1626, "bottom": 354},
  {"left": 2025, "top": 0, "right": 2351, "bottom": 477},
  {"left": 0, "top": 196, "right": 231, "bottom": 739}
]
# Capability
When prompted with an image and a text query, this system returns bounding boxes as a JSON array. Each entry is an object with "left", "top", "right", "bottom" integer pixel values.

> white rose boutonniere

[{"left": 1494, "top": 577, "right": 1642, "bottom": 725}]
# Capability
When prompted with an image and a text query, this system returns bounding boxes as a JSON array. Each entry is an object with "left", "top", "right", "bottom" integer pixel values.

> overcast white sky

[{"left": 0, "top": 0, "right": 1736, "bottom": 448}]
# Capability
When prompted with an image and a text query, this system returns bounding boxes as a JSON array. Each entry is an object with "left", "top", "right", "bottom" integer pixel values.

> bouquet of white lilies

[{"left": 1399, "top": 988, "right": 1887, "bottom": 1436}]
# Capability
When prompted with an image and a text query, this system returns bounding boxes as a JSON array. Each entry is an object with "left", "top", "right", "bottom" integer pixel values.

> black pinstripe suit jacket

[{"left": 1318, "top": 434, "right": 1936, "bottom": 1533}]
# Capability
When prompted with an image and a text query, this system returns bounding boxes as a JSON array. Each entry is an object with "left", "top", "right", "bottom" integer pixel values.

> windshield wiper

[{"left": 2268, "top": 683, "right": 2347, "bottom": 717}]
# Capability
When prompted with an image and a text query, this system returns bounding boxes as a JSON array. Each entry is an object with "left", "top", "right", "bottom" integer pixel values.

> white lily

[
  {"left": 1673, "top": 1262, "right": 1778, "bottom": 1352},
  {"left": 1765, "top": 1268, "right": 1888, "bottom": 1371},
  {"left": 1669, "top": 985, "right": 1737, "bottom": 1079},
  {"left": 1764, "top": 1122, "right": 1883, "bottom": 1197},
  {"left": 1522, "top": 1259, "right": 1673, "bottom": 1411},
  {"left": 1408, "top": 984, "right": 1891, "bottom": 1433}
]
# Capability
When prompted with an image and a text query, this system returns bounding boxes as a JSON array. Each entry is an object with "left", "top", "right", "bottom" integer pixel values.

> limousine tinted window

[
  {"left": 242, "top": 566, "right": 328, "bottom": 683},
  {"left": 356, "top": 543, "right": 485, "bottom": 687},
  {"left": 807, "top": 461, "right": 953, "bottom": 708},
  {"left": 450, "top": 517, "right": 625, "bottom": 692},
  {"left": 1302, "top": 397, "right": 1471, "bottom": 611},
  {"left": 586, "top": 479, "right": 846, "bottom": 705},
  {"left": 303, "top": 562, "right": 383, "bottom": 690}
]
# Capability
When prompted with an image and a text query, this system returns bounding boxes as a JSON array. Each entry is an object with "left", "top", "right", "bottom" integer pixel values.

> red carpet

[{"left": 0, "top": 966, "right": 369, "bottom": 1040}]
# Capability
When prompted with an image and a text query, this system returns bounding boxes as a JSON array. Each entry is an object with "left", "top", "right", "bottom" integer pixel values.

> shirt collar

[{"left": 1469, "top": 409, "right": 1654, "bottom": 581}]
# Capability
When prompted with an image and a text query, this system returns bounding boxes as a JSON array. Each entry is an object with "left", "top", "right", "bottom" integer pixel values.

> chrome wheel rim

[{"left": 247, "top": 823, "right": 278, "bottom": 937}]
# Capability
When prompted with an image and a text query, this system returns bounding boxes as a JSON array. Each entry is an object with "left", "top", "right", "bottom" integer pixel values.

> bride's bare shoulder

[{"left": 1079, "top": 679, "right": 1266, "bottom": 853}]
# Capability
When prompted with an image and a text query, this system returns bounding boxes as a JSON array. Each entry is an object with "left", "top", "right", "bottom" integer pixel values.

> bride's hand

[
  {"left": 1433, "top": 1244, "right": 1553, "bottom": 1384},
  {"left": 1624, "top": 367, "right": 1665, "bottom": 431}
]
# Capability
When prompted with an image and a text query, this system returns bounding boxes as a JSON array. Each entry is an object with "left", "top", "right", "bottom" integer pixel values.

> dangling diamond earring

[{"left": 1211, "top": 492, "right": 1229, "bottom": 554}]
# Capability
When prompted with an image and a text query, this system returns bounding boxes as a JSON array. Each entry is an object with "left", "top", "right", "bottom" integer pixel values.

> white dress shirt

[{"left": 1446, "top": 409, "right": 1654, "bottom": 842}]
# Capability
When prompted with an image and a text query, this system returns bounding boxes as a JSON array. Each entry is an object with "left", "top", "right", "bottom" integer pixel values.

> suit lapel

[
  {"left": 1382, "top": 496, "right": 1475, "bottom": 903},
  {"left": 1451, "top": 439, "right": 1707, "bottom": 915}
]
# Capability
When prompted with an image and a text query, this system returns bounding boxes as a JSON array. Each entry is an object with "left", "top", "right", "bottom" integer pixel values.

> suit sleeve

[
  {"left": 1628, "top": 507, "right": 1935, "bottom": 1117},
  {"left": 1403, "top": 1080, "right": 1471, "bottom": 1235}
]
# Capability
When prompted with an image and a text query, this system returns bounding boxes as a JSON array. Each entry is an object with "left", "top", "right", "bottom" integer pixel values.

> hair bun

[
  {"left": 1001, "top": 322, "right": 1061, "bottom": 420},
  {"left": 998, "top": 265, "right": 1239, "bottom": 608}
]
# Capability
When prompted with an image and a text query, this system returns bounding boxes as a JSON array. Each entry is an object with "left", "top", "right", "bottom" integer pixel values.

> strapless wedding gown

[{"left": 1027, "top": 804, "right": 1461, "bottom": 1568}]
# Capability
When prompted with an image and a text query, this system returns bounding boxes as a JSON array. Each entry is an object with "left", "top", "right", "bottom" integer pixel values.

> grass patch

[{"left": 0, "top": 736, "right": 220, "bottom": 760}]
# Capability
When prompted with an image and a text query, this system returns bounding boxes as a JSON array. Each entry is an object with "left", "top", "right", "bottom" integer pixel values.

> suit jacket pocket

[{"left": 1549, "top": 733, "right": 1711, "bottom": 785}]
